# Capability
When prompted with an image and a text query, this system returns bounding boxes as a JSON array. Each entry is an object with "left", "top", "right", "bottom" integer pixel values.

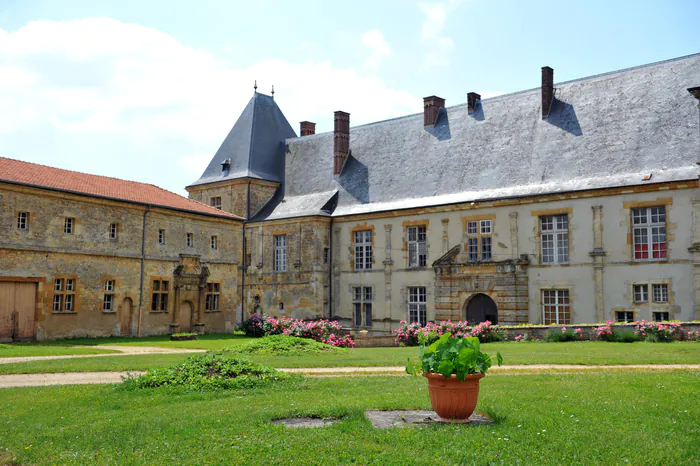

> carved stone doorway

[
  {"left": 179, "top": 301, "right": 193, "bottom": 332},
  {"left": 465, "top": 293, "right": 498, "bottom": 325}
]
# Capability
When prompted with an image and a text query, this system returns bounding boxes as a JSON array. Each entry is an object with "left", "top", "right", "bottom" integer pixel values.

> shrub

[
  {"left": 171, "top": 332, "right": 197, "bottom": 337},
  {"left": 237, "top": 312, "right": 269, "bottom": 338},
  {"left": 471, "top": 321, "right": 506, "bottom": 343},
  {"left": 393, "top": 320, "right": 505, "bottom": 346},
  {"left": 393, "top": 321, "right": 424, "bottom": 346},
  {"left": 687, "top": 330, "right": 700, "bottom": 342},
  {"left": 122, "top": 351, "right": 288, "bottom": 391},
  {"left": 229, "top": 335, "right": 347, "bottom": 355},
  {"left": 545, "top": 326, "right": 584, "bottom": 342},
  {"left": 594, "top": 322, "right": 615, "bottom": 342},
  {"left": 236, "top": 313, "right": 353, "bottom": 347},
  {"left": 636, "top": 320, "right": 683, "bottom": 342},
  {"left": 613, "top": 329, "right": 641, "bottom": 343},
  {"left": 406, "top": 333, "right": 503, "bottom": 379}
]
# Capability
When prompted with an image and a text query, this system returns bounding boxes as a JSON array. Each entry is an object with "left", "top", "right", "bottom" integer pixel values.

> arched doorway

[
  {"left": 179, "top": 301, "right": 193, "bottom": 332},
  {"left": 120, "top": 298, "right": 133, "bottom": 336},
  {"left": 465, "top": 294, "right": 498, "bottom": 324}
]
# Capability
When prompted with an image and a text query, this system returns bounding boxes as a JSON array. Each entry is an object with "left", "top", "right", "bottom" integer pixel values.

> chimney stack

[
  {"left": 467, "top": 92, "right": 481, "bottom": 114},
  {"left": 423, "top": 96, "right": 445, "bottom": 127},
  {"left": 541, "top": 66, "right": 554, "bottom": 119},
  {"left": 333, "top": 111, "right": 350, "bottom": 175},
  {"left": 300, "top": 121, "right": 316, "bottom": 136}
]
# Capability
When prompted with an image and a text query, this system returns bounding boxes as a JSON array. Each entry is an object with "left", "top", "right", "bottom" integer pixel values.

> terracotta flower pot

[{"left": 423, "top": 372, "right": 484, "bottom": 421}]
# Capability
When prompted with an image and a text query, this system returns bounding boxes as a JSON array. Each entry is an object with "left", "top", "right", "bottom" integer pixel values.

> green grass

[
  {"left": 46, "top": 333, "right": 255, "bottom": 350},
  {"left": 0, "top": 343, "right": 118, "bottom": 358},
  {"left": 0, "top": 372, "right": 697, "bottom": 465},
  {"left": 1, "top": 341, "right": 698, "bottom": 374}
]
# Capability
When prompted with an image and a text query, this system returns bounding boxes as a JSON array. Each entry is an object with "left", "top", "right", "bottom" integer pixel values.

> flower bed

[
  {"left": 237, "top": 313, "right": 354, "bottom": 348},
  {"left": 392, "top": 320, "right": 505, "bottom": 346}
]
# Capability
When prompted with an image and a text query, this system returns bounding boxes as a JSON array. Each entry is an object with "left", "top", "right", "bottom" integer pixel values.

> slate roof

[
  {"left": 256, "top": 53, "right": 700, "bottom": 220},
  {"left": 0, "top": 157, "right": 242, "bottom": 220},
  {"left": 188, "top": 92, "right": 297, "bottom": 188}
]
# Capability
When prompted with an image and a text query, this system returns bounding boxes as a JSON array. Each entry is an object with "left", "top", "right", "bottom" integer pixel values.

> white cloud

[
  {"left": 0, "top": 18, "right": 421, "bottom": 193},
  {"left": 361, "top": 29, "right": 392, "bottom": 71},
  {"left": 418, "top": 0, "right": 464, "bottom": 67}
]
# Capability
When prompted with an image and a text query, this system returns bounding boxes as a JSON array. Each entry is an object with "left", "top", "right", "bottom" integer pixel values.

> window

[
  {"left": 186, "top": 233, "right": 194, "bottom": 247},
  {"left": 466, "top": 220, "right": 492, "bottom": 262},
  {"left": 52, "top": 278, "right": 76, "bottom": 313},
  {"left": 653, "top": 311, "right": 670, "bottom": 322},
  {"left": 210, "top": 196, "right": 222, "bottom": 210},
  {"left": 205, "top": 283, "right": 220, "bottom": 311},
  {"left": 652, "top": 284, "right": 668, "bottom": 303},
  {"left": 274, "top": 235, "right": 287, "bottom": 272},
  {"left": 64, "top": 217, "right": 74, "bottom": 234},
  {"left": 542, "top": 289, "right": 570, "bottom": 324},
  {"left": 407, "top": 226, "right": 427, "bottom": 268},
  {"left": 540, "top": 214, "right": 568, "bottom": 264},
  {"left": 323, "top": 247, "right": 330, "bottom": 264},
  {"left": 632, "top": 206, "right": 666, "bottom": 261},
  {"left": 352, "top": 286, "right": 373, "bottom": 327},
  {"left": 151, "top": 280, "right": 169, "bottom": 312},
  {"left": 109, "top": 223, "right": 118, "bottom": 239},
  {"left": 103, "top": 280, "right": 115, "bottom": 312},
  {"left": 616, "top": 311, "right": 635, "bottom": 323},
  {"left": 633, "top": 284, "right": 649, "bottom": 303},
  {"left": 158, "top": 229, "right": 165, "bottom": 244},
  {"left": 17, "top": 212, "right": 28, "bottom": 230},
  {"left": 408, "top": 286, "right": 427, "bottom": 326},
  {"left": 354, "top": 230, "right": 373, "bottom": 270},
  {"left": 211, "top": 235, "right": 218, "bottom": 250}
]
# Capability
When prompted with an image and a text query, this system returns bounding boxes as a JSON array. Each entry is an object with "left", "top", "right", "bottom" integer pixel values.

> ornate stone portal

[
  {"left": 171, "top": 255, "right": 210, "bottom": 333},
  {"left": 433, "top": 245, "right": 529, "bottom": 325}
]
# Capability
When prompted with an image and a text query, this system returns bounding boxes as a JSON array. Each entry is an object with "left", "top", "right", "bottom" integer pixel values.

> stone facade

[{"left": 0, "top": 181, "right": 242, "bottom": 341}]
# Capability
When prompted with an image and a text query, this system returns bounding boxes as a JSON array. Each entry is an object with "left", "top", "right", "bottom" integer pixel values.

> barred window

[
  {"left": 540, "top": 214, "right": 568, "bottom": 264},
  {"left": 407, "top": 226, "right": 427, "bottom": 268},
  {"left": 352, "top": 286, "right": 373, "bottom": 327},
  {"left": 151, "top": 280, "right": 169, "bottom": 312},
  {"left": 632, "top": 206, "right": 666, "bottom": 261},
  {"left": 103, "top": 280, "right": 115, "bottom": 312},
  {"left": 186, "top": 233, "right": 194, "bottom": 247},
  {"left": 633, "top": 284, "right": 648, "bottom": 303},
  {"left": 205, "top": 283, "right": 220, "bottom": 311},
  {"left": 354, "top": 230, "right": 373, "bottom": 270},
  {"left": 466, "top": 220, "right": 492, "bottom": 262},
  {"left": 652, "top": 284, "right": 668, "bottom": 303},
  {"left": 53, "top": 278, "right": 76, "bottom": 313},
  {"left": 17, "top": 212, "right": 28, "bottom": 230},
  {"left": 274, "top": 235, "right": 287, "bottom": 272},
  {"left": 408, "top": 286, "right": 427, "bottom": 326},
  {"left": 211, "top": 235, "right": 218, "bottom": 250},
  {"left": 542, "top": 289, "right": 570, "bottom": 324}
]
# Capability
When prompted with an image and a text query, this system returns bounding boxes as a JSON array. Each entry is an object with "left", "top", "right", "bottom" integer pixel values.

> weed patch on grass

[
  {"left": 228, "top": 335, "right": 347, "bottom": 356},
  {"left": 121, "top": 351, "right": 291, "bottom": 391}
]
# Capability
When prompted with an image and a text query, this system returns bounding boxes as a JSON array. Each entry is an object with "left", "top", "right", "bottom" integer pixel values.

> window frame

[
  {"left": 631, "top": 206, "right": 667, "bottom": 262},
  {"left": 103, "top": 280, "right": 116, "bottom": 312},
  {"left": 274, "top": 235, "right": 287, "bottom": 272},
  {"left": 652, "top": 311, "right": 670, "bottom": 322},
  {"left": 615, "top": 311, "right": 635, "bottom": 323},
  {"left": 353, "top": 230, "right": 373, "bottom": 270},
  {"left": 17, "top": 212, "right": 28, "bottom": 230},
  {"left": 407, "top": 226, "right": 428, "bottom": 268},
  {"left": 210, "top": 235, "right": 218, "bottom": 250},
  {"left": 186, "top": 232, "right": 194, "bottom": 248},
  {"left": 632, "top": 284, "right": 649, "bottom": 303},
  {"left": 465, "top": 219, "right": 493, "bottom": 262},
  {"left": 542, "top": 289, "right": 571, "bottom": 325},
  {"left": 407, "top": 286, "right": 427, "bottom": 326},
  {"left": 205, "top": 282, "right": 221, "bottom": 312},
  {"left": 540, "top": 214, "right": 569, "bottom": 264},
  {"left": 109, "top": 223, "right": 118, "bottom": 240},
  {"left": 150, "top": 279, "right": 170, "bottom": 312},
  {"left": 210, "top": 196, "right": 222, "bottom": 210},
  {"left": 158, "top": 229, "right": 165, "bottom": 245},
  {"left": 52, "top": 277, "right": 77, "bottom": 313},
  {"left": 651, "top": 283, "right": 668, "bottom": 303},
  {"left": 352, "top": 286, "right": 373, "bottom": 327},
  {"left": 64, "top": 217, "right": 75, "bottom": 234}
]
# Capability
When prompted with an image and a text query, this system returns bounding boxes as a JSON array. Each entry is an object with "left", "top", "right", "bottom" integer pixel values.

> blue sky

[{"left": 1, "top": 0, "right": 698, "bottom": 194}]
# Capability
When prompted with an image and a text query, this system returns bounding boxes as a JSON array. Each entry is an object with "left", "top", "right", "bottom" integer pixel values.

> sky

[{"left": 1, "top": 0, "right": 699, "bottom": 195}]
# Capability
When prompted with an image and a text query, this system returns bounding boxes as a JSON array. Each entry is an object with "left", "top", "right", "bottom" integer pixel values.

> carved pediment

[
  {"left": 432, "top": 244, "right": 530, "bottom": 269},
  {"left": 432, "top": 244, "right": 461, "bottom": 267}
]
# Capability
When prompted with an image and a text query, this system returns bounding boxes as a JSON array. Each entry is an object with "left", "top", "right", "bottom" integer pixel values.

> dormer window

[{"left": 221, "top": 158, "right": 231, "bottom": 172}]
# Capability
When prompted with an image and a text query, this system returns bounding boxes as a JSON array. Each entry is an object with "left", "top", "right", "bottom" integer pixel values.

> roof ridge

[{"left": 247, "top": 92, "right": 258, "bottom": 174}]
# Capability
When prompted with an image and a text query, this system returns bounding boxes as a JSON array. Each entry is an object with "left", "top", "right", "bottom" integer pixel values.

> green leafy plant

[
  {"left": 406, "top": 332, "right": 502, "bottom": 380},
  {"left": 228, "top": 335, "right": 346, "bottom": 355},
  {"left": 171, "top": 332, "right": 197, "bottom": 338}
]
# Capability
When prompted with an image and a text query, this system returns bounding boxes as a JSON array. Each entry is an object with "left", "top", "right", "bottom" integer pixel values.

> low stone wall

[
  {"left": 352, "top": 335, "right": 396, "bottom": 348},
  {"left": 502, "top": 322, "right": 700, "bottom": 341}
]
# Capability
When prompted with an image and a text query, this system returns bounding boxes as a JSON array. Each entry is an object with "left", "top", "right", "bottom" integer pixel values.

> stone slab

[
  {"left": 271, "top": 418, "right": 337, "bottom": 428},
  {"left": 364, "top": 410, "right": 494, "bottom": 428}
]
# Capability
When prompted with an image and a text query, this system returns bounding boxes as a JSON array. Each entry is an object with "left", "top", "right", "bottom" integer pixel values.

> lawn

[
  {"left": 1, "top": 372, "right": 697, "bottom": 465},
  {"left": 0, "top": 343, "right": 118, "bottom": 358},
  {"left": 1, "top": 340, "right": 698, "bottom": 374}
]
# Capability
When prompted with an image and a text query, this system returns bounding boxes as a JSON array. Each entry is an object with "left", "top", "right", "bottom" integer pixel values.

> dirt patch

[
  {"left": 0, "top": 371, "right": 146, "bottom": 388},
  {"left": 271, "top": 418, "right": 338, "bottom": 428}
]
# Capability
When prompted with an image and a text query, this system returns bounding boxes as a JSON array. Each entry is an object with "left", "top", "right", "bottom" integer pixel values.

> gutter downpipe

[
  {"left": 240, "top": 181, "right": 251, "bottom": 322},
  {"left": 328, "top": 216, "right": 333, "bottom": 319},
  {"left": 137, "top": 205, "right": 150, "bottom": 337}
]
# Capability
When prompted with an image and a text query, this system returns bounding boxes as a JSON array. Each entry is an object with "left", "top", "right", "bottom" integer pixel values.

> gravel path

[
  {"left": 0, "top": 346, "right": 205, "bottom": 365},
  {"left": 1, "top": 364, "right": 698, "bottom": 388}
]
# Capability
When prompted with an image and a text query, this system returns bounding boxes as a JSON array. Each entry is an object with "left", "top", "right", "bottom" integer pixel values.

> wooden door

[
  {"left": 180, "top": 302, "right": 193, "bottom": 332},
  {"left": 0, "top": 282, "right": 15, "bottom": 341},
  {"left": 14, "top": 283, "right": 36, "bottom": 340},
  {"left": 120, "top": 298, "right": 133, "bottom": 336}
]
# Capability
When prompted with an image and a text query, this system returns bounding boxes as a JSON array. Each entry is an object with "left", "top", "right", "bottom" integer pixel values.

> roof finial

[
  {"left": 254, "top": 80, "right": 257, "bottom": 92},
  {"left": 271, "top": 85, "right": 275, "bottom": 99}
]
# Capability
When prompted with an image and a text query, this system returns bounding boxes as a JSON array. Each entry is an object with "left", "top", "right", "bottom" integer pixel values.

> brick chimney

[
  {"left": 300, "top": 121, "right": 316, "bottom": 136},
  {"left": 333, "top": 111, "right": 350, "bottom": 175},
  {"left": 423, "top": 96, "right": 445, "bottom": 127},
  {"left": 542, "top": 66, "right": 554, "bottom": 119},
  {"left": 467, "top": 92, "right": 481, "bottom": 114}
]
